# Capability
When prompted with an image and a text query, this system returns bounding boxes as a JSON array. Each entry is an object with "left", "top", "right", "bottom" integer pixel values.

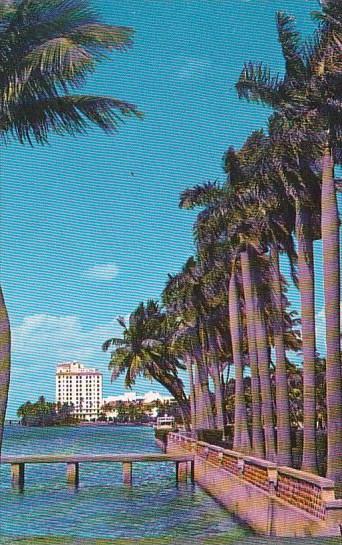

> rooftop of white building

[{"left": 56, "top": 361, "right": 102, "bottom": 375}]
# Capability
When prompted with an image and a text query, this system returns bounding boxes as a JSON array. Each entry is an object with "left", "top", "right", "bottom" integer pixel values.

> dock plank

[{"left": 0, "top": 453, "right": 194, "bottom": 464}]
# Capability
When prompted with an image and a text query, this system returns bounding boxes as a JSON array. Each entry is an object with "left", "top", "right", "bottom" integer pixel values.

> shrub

[
  {"left": 197, "top": 428, "right": 233, "bottom": 449},
  {"left": 155, "top": 428, "right": 172, "bottom": 445}
]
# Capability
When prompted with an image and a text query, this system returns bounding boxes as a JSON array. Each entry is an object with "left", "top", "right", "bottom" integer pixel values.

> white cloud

[
  {"left": 7, "top": 314, "right": 127, "bottom": 415},
  {"left": 12, "top": 314, "right": 122, "bottom": 364},
  {"left": 176, "top": 57, "right": 211, "bottom": 80},
  {"left": 83, "top": 262, "right": 119, "bottom": 281}
]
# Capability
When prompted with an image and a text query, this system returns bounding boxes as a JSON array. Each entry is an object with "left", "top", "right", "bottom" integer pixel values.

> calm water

[{"left": 0, "top": 425, "right": 248, "bottom": 542}]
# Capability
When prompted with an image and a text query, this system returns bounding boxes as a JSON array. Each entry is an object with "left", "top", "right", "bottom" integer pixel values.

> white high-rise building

[{"left": 56, "top": 361, "right": 103, "bottom": 421}]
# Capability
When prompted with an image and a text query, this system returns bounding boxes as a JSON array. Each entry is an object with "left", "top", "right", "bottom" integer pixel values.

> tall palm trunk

[
  {"left": 270, "top": 245, "right": 293, "bottom": 467},
  {"left": 321, "top": 150, "right": 342, "bottom": 486},
  {"left": 296, "top": 202, "right": 318, "bottom": 474},
  {"left": 197, "top": 324, "right": 215, "bottom": 429},
  {"left": 207, "top": 333, "right": 225, "bottom": 434},
  {"left": 0, "top": 286, "right": 10, "bottom": 456},
  {"left": 194, "top": 361, "right": 214, "bottom": 429},
  {"left": 193, "top": 364, "right": 206, "bottom": 429},
  {"left": 252, "top": 261, "right": 277, "bottom": 462},
  {"left": 185, "top": 354, "right": 197, "bottom": 435},
  {"left": 208, "top": 351, "right": 225, "bottom": 436},
  {"left": 229, "top": 267, "right": 251, "bottom": 453},
  {"left": 240, "top": 249, "right": 265, "bottom": 458},
  {"left": 197, "top": 360, "right": 215, "bottom": 429}
]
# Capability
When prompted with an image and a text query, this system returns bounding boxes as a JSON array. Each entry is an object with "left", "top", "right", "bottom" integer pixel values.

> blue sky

[{"left": 2, "top": 0, "right": 340, "bottom": 417}]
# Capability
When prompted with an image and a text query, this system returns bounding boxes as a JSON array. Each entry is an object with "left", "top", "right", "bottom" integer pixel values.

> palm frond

[
  {"left": 141, "top": 339, "right": 162, "bottom": 349},
  {"left": 179, "top": 181, "right": 223, "bottom": 209},
  {"left": 23, "top": 37, "right": 94, "bottom": 83},
  {"left": 108, "top": 348, "right": 129, "bottom": 379},
  {"left": 102, "top": 337, "right": 126, "bottom": 352},
  {"left": 68, "top": 24, "right": 134, "bottom": 52},
  {"left": 0, "top": 95, "right": 141, "bottom": 145},
  {"left": 236, "top": 61, "right": 284, "bottom": 108},
  {"left": 276, "top": 11, "right": 306, "bottom": 80},
  {"left": 7, "top": 0, "right": 97, "bottom": 34},
  {"left": 116, "top": 315, "right": 127, "bottom": 329}
]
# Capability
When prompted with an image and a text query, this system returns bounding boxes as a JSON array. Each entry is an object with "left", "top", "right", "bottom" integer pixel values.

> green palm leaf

[
  {"left": 102, "top": 337, "right": 127, "bottom": 352},
  {"left": 68, "top": 23, "right": 134, "bottom": 52},
  {"left": 1, "top": 94, "right": 141, "bottom": 144},
  {"left": 276, "top": 11, "right": 306, "bottom": 80},
  {"left": 179, "top": 181, "right": 223, "bottom": 209},
  {"left": 24, "top": 37, "right": 94, "bottom": 80},
  {"left": 236, "top": 61, "right": 284, "bottom": 108}
]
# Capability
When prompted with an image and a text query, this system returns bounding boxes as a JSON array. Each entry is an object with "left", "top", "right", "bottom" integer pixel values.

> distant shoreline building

[
  {"left": 102, "top": 391, "right": 174, "bottom": 406},
  {"left": 56, "top": 361, "right": 103, "bottom": 421},
  {"left": 101, "top": 391, "right": 175, "bottom": 421}
]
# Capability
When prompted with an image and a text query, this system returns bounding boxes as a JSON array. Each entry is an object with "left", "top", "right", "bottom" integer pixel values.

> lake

[{"left": 0, "top": 425, "right": 249, "bottom": 543}]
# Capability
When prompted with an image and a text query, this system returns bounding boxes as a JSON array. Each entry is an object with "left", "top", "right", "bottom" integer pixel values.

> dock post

[
  {"left": 176, "top": 461, "right": 188, "bottom": 483},
  {"left": 190, "top": 460, "right": 195, "bottom": 484},
  {"left": 11, "top": 463, "right": 25, "bottom": 491},
  {"left": 66, "top": 462, "right": 79, "bottom": 487},
  {"left": 122, "top": 462, "right": 132, "bottom": 485}
]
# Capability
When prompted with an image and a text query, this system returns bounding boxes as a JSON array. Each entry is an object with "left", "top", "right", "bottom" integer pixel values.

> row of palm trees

[
  {"left": 0, "top": 0, "right": 141, "bottom": 455},
  {"left": 235, "top": 2, "right": 341, "bottom": 484},
  {"left": 104, "top": 2, "right": 341, "bottom": 488}
]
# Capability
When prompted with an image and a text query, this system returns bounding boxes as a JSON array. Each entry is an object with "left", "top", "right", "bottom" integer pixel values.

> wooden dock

[{"left": 0, "top": 453, "right": 195, "bottom": 490}]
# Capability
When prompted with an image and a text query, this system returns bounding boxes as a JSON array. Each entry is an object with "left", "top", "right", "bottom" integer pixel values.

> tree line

[
  {"left": 17, "top": 396, "right": 76, "bottom": 427},
  {"left": 103, "top": 2, "right": 342, "bottom": 490}
]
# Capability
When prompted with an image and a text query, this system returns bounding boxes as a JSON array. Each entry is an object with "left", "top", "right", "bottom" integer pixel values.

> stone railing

[
  {"left": 276, "top": 466, "right": 335, "bottom": 521},
  {"left": 243, "top": 456, "right": 275, "bottom": 492},
  {"left": 168, "top": 432, "right": 338, "bottom": 523},
  {"left": 171, "top": 433, "right": 196, "bottom": 453}
]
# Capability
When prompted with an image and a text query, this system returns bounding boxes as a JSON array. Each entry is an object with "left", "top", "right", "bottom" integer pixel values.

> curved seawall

[{"left": 167, "top": 432, "right": 342, "bottom": 537}]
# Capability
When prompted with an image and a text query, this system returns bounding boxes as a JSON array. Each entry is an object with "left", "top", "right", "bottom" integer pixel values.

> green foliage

[
  {"left": 17, "top": 396, "right": 76, "bottom": 426},
  {"left": 0, "top": 0, "right": 141, "bottom": 145},
  {"left": 102, "top": 301, "right": 190, "bottom": 424},
  {"left": 197, "top": 428, "right": 233, "bottom": 448},
  {"left": 236, "top": 5, "right": 342, "bottom": 159},
  {"left": 154, "top": 428, "right": 171, "bottom": 445},
  {"left": 114, "top": 402, "right": 149, "bottom": 424}
]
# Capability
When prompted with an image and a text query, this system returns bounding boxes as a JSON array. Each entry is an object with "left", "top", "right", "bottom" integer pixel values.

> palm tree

[
  {"left": 180, "top": 180, "right": 267, "bottom": 457},
  {"left": 0, "top": 0, "right": 141, "bottom": 452},
  {"left": 102, "top": 301, "right": 191, "bottom": 426},
  {"left": 163, "top": 258, "right": 217, "bottom": 431},
  {"left": 211, "top": 197, "right": 275, "bottom": 461},
  {"left": 239, "top": 247, "right": 266, "bottom": 459},
  {"left": 181, "top": 140, "right": 302, "bottom": 461},
  {"left": 237, "top": 133, "right": 298, "bottom": 466},
  {"left": 237, "top": 5, "right": 342, "bottom": 481},
  {"left": 270, "top": 243, "right": 294, "bottom": 466},
  {"left": 313, "top": 1, "right": 342, "bottom": 485},
  {"left": 164, "top": 241, "right": 244, "bottom": 440},
  {"left": 229, "top": 262, "right": 251, "bottom": 453},
  {"left": 183, "top": 353, "right": 197, "bottom": 434},
  {"left": 236, "top": 10, "right": 329, "bottom": 474}
]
